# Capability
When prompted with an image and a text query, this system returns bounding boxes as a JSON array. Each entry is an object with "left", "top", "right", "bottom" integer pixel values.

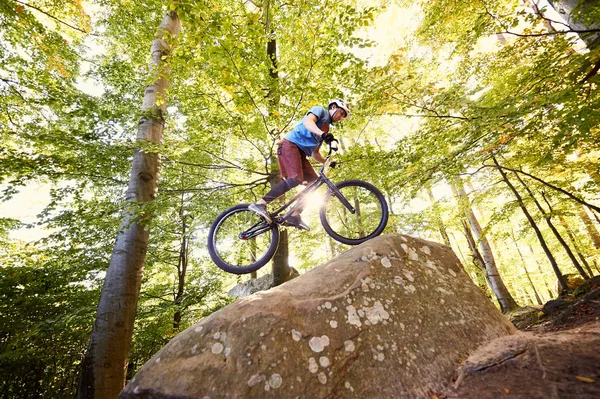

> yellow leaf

[
  {"left": 576, "top": 376, "right": 595, "bottom": 383},
  {"left": 504, "top": 388, "right": 510, "bottom": 394}
]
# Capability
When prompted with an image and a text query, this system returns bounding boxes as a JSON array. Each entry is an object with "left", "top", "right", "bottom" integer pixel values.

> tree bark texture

[
  {"left": 174, "top": 182, "right": 189, "bottom": 330},
  {"left": 460, "top": 219, "right": 490, "bottom": 290},
  {"left": 451, "top": 176, "right": 518, "bottom": 313},
  {"left": 264, "top": 5, "right": 290, "bottom": 286},
  {"left": 578, "top": 204, "right": 600, "bottom": 249},
  {"left": 546, "top": 0, "right": 600, "bottom": 49},
  {"left": 491, "top": 156, "right": 569, "bottom": 294},
  {"left": 77, "top": 12, "right": 181, "bottom": 399}
]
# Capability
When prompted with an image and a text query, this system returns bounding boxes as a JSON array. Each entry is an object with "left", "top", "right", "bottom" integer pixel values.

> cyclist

[{"left": 248, "top": 98, "right": 351, "bottom": 230}]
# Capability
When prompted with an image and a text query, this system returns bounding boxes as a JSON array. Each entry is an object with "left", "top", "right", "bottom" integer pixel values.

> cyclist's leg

[
  {"left": 293, "top": 157, "right": 318, "bottom": 214},
  {"left": 262, "top": 177, "right": 302, "bottom": 203},
  {"left": 263, "top": 140, "right": 304, "bottom": 203},
  {"left": 249, "top": 140, "right": 303, "bottom": 222}
]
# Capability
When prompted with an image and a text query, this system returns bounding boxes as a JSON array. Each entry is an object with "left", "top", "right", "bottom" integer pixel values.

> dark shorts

[{"left": 277, "top": 139, "right": 318, "bottom": 183}]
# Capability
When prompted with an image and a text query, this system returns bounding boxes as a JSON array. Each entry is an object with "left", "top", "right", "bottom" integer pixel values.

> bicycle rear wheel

[
  {"left": 207, "top": 204, "right": 280, "bottom": 274},
  {"left": 320, "top": 180, "right": 388, "bottom": 245}
]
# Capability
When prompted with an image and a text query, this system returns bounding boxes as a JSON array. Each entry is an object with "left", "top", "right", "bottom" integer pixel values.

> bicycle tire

[
  {"left": 207, "top": 204, "right": 280, "bottom": 274},
  {"left": 320, "top": 180, "right": 388, "bottom": 245}
]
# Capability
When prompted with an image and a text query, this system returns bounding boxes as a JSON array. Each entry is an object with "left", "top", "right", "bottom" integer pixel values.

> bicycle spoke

[
  {"left": 208, "top": 205, "right": 279, "bottom": 273},
  {"left": 321, "top": 180, "right": 388, "bottom": 245}
]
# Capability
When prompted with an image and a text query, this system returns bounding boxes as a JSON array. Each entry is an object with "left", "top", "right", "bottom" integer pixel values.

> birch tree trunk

[
  {"left": 546, "top": 0, "right": 600, "bottom": 49},
  {"left": 77, "top": 12, "right": 181, "bottom": 399},
  {"left": 451, "top": 176, "right": 519, "bottom": 313},
  {"left": 460, "top": 219, "right": 490, "bottom": 292}
]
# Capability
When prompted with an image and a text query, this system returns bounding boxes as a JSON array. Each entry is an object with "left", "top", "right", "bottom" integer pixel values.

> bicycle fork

[{"left": 322, "top": 178, "right": 356, "bottom": 214}]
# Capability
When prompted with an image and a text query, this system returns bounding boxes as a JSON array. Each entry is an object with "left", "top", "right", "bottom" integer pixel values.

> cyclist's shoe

[
  {"left": 248, "top": 202, "right": 272, "bottom": 224},
  {"left": 286, "top": 214, "right": 310, "bottom": 231}
]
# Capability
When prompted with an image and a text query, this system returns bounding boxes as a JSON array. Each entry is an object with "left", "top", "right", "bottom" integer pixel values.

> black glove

[{"left": 321, "top": 132, "right": 335, "bottom": 144}]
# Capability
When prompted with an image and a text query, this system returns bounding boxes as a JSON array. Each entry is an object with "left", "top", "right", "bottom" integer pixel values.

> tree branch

[
  {"left": 580, "top": 62, "right": 600, "bottom": 84},
  {"left": 498, "top": 28, "right": 600, "bottom": 38},
  {"left": 14, "top": 0, "right": 91, "bottom": 35},
  {"left": 479, "top": 164, "right": 600, "bottom": 213},
  {"left": 217, "top": 40, "right": 271, "bottom": 140}
]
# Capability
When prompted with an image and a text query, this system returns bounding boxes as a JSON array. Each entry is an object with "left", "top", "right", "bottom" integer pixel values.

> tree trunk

[
  {"left": 491, "top": 156, "right": 569, "bottom": 294},
  {"left": 558, "top": 215, "right": 595, "bottom": 277},
  {"left": 426, "top": 186, "right": 451, "bottom": 246},
  {"left": 459, "top": 220, "right": 492, "bottom": 298},
  {"left": 513, "top": 174, "right": 589, "bottom": 279},
  {"left": 174, "top": 178, "right": 189, "bottom": 330},
  {"left": 546, "top": 0, "right": 600, "bottom": 49},
  {"left": 451, "top": 176, "right": 519, "bottom": 313},
  {"left": 510, "top": 230, "right": 543, "bottom": 305},
  {"left": 460, "top": 220, "right": 487, "bottom": 278},
  {"left": 578, "top": 204, "right": 600, "bottom": 249},
  {"left": 77, "top": 12, "right": 181, "bottom": 399},
  {"left": 263, "top": 3, "right": 290, "bottom": 286},
  {"left": 529, "top": 244, "right": 556, "bottom": 299}
]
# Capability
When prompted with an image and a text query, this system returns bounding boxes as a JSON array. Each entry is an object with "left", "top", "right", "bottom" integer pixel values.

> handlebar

[
  {"left": 319, "top": 140, "right": 339, "bottom": 174},
  {"left": 328, "top": 139, "right": 339, "bottom": 154}
]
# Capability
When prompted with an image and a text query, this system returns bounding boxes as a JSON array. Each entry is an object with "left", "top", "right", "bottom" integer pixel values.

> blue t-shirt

[{"left": 285, "top": 106, "right": 331, "bottom": 157}]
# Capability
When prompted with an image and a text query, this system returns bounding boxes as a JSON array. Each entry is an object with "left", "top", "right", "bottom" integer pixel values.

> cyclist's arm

[
  {"left": 303, "top": 114, "right": 326, "bottom": 137},
  {"left": 312, "top": 146, "right": 325, "bottom": 163}
]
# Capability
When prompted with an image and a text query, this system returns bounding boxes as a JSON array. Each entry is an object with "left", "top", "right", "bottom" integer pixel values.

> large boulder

[{"left": 121, "top": 234, "right": 515, "bottom": 399}]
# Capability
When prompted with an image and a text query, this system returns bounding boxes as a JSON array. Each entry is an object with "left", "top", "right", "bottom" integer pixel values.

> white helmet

[{"left": 328, "top": 98, "right": 351, "bottom": 119}]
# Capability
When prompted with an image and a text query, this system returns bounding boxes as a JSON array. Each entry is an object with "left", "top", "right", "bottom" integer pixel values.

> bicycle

[{"left": 207, "top": 140, "right": 389, "bottom": 274}]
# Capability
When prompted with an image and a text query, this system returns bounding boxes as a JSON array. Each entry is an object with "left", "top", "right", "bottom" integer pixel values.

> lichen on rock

[{"left": 121, "top": 234, "right": 515, "bottom": 399}]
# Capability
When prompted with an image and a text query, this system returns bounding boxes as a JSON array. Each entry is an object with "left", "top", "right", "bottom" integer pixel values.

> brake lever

[{"left": 330, "top": 139, "right": 339, "bottom": 152}]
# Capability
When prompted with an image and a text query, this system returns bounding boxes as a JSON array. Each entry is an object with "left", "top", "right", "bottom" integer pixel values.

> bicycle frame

[
  {"left": 239, "top": 141, "right": 355, "bottom": 240},
  {"left": 271, "top": 141, "right": 356, "bottom": 223}
]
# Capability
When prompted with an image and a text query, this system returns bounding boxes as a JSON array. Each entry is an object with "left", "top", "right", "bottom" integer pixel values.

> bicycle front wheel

[
  {"left": 320, "top": 180, "right": 388, "bottom": 245},
  {"left": 207, "top": 204, "right": 280, "bottom": 274}
]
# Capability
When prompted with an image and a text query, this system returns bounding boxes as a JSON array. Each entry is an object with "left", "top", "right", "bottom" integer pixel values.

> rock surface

[
  {"left": 442, "top": 320, "right": 600, "bottom": 399},
  {"left": 228, "top": 268, "right": 300, "bottom": 298},
  {"left": 227, "top": 273, "right": 274, "bottom": 298},
  {"left": 120, "top": 234, "right": 515, "bottom": 399}
]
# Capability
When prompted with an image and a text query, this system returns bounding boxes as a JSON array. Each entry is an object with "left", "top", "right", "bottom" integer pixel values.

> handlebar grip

[{"left": 330, "top": 140, "right": 339, "bottom": 151}]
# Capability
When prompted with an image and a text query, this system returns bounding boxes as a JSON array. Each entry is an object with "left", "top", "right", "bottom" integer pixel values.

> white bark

[
  {"left": 452, "top": 177, "right": 518, "bottom": 313},
  {"left": 537, "top": 0, "right": 600, "bottom": 49},
  {"left": 77, "top": 12, "right": 181, "bottom": 399}
]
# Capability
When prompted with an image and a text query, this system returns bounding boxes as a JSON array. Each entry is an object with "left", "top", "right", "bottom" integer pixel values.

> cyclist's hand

[{"left": 321, "top": 132, "right": 335, "bottom": 144}]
